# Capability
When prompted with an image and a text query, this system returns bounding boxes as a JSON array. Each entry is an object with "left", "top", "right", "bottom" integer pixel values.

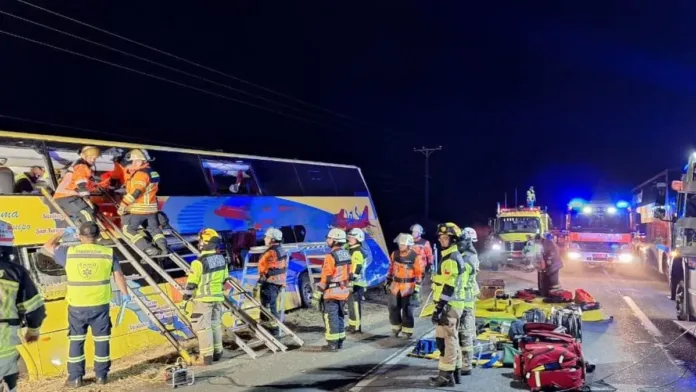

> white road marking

[
  {"left": 349, "top": 327, "right": 435, "bottom": 391},
  {"left": 622, "top": 296, "right": 663, "bottom": 338}
]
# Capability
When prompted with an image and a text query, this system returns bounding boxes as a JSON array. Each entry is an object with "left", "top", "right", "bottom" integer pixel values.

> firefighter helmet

[
  {"left": 410, "top": 223, "right": 424, "bottom": 235},
  {"left": 326, "top": 228, "right": 347, "bottom": 242},
  {"left": 437, "top": 222, "right": 462, "bottom": 239},
  {"left": 394, "top": 233, "right": 414, "bottom": 246},
  {"left": 264, "top": 228, "right": 283, "bottom": 242},
  {"left": 347, "top": 228, "right": 365, "bottom": 242},
  {"left": 125, "top": 148, "right": 153, "bottom": 162},
  {"left": 198, "top": 228, "right": 220, "bottom": 245},
  {"left": 463, "top": 227, "right": 478, "bottom": 242},
  {"left": 79, "top": 146, "right": 101, "bottom": 158}
]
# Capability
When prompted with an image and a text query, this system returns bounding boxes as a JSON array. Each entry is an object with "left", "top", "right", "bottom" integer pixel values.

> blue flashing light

[
  {"left": 568, "top": 198, "right": 585, "bottom": 209},
  {"left": 616, "top": 200, "right": 629, "bottom": 209}
]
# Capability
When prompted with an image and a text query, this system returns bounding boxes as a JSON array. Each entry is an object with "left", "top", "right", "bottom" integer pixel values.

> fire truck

[
  {"left": 484, "top": 206, "right": 551, "bottom": 269},
  {"left": 564, "top": 199, "right": 634, "bottom": 269}
]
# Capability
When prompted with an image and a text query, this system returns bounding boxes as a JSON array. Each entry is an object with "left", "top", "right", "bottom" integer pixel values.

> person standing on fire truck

[
  {"left": 386, "top": 233, "right": 424, "bottom": 339},
  {"left": 311, "top": 228, "right": 351, "bottom": 351},
  {"left": 256, "top": 228, "right": 287, "bottom": 338},
  {"left": 117, "top": 149, "right": 168, "bottom": 256},
  {"left": 411, "top": 224, "right": 434, "bottom": 274}
]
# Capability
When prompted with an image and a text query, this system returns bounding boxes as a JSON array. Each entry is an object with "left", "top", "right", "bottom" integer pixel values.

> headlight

[
  {"left": 491, "top": 243, "right": 501, "bottom": 251},
  {"left": 567, "top": 251, "right": 581, "bottom": 260},
  {"left": 618, "top": 253, "right": 633, "bottom": 263}
]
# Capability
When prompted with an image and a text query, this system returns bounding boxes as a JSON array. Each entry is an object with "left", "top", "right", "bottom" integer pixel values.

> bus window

[
  {"left": 0, "top": 137, "right": 51, "bottom": 194},
  {"left": 200, "top": 158, "right": 260, "bottom": 195},
  {"left": 295, "top": 163, "right": 337, "bottom": 197},
  {"left": 330, "top": 167, "right": 368, "bottom": 197},
  {"left": 149, "top": 151, "right": 210, "bottom": 196},
  {"left": 45, "top": 141, "right": 122, "bottom": 188},
  {"left": 253, "top": 160, "right": 304, "bottom": 196}
]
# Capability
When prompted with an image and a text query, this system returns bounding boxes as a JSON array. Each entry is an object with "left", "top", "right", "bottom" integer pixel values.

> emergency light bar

[{"left": 499, "top": 207, "right": 541, "bottom": 213}]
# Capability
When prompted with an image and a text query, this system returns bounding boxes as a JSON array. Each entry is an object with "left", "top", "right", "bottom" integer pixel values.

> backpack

[
  {"left": 574, "top": 288, "right": 601, "bottom": 311},
  {"left": 543, "top": 289, "right": 574, "bottom": 303},
  {"left": 549, "top": 305, "right": 583, "bottom": 341},
  {"left": 523, "top": 308, "right": 547, "bottom": 323}
]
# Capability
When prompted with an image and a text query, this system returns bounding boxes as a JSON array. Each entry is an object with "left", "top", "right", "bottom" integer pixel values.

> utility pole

[{"left": 414, "top": 146, "right": 442, "bottom": 220}]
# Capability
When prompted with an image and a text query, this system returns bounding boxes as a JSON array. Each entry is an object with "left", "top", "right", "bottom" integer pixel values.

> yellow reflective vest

[
  {"left": 348, "top": 244, "right": 367, "bottom": 287},
  {"left": 65, "top": 244, "right": 114, "bottom": 307},
  {"left": 185, "top": 250, "right": 229, "bottom": 302},
  {"left": 432, "top": 245, "right": 472, "bottom": 310}
]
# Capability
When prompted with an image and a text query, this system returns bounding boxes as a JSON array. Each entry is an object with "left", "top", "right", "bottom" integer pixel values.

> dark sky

[{"left": 1, "top": 1, "right": 695, "bottom": 233}]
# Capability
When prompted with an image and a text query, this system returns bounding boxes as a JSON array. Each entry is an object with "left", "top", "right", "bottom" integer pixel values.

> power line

[
  {"left": 414, "top": 146, "right": 442, "bottom": 220},
  {"left": 0, "top": 9, "right": 348, "bottom": 126},
  {"left": 0, "top": 29, "right": 343, "bottom": 130},
  {"left": 16, "top": 0, "right": 367, "bottom": 126}
]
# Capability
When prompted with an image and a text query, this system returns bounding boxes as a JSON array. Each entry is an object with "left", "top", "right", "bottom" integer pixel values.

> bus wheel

[
  {"left": 299, "top": 272, "right": 313, "bottom": 308},
  {"left": 675, "top": 280, "right": 693, "bottom": 321}
]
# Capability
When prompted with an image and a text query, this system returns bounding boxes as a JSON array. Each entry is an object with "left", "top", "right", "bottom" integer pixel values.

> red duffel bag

[{"left": 526, "top": 367, "right": 585, "bottom": 391}]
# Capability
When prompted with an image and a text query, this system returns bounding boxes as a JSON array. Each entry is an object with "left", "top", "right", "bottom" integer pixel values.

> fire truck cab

[{"left": 484, "top": 206, "right": 551, "bottom": 269}]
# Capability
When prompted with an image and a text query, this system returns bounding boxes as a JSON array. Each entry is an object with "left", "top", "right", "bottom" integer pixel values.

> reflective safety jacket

[
  {"left": 317, "top": 245, "right": 351, "bottom": 301},
  {"left": 432, "top": 245, "right": 471, "bottom": 310},
  {"left": 0, "top": 260, "right": 46, "bottom": 360},
  {"left": 99, "top": 161, "right": 127, "bottom": 189},
  {"left": 413, "top": 237, "right": 434, "bottom": 267},
  {"left": 122, "top": 164, "right": 160, "bottom": 215},
  {"left": 184, "top": 250, "right": 229, "bottom": 302},
  {"left": 65, "top": 244, "right": 115, "bottom": 307},
  {"left": 387, "top": 249, "right": 424, "bottom": 297},
  {"left": 258, "top": 244, "right": 288, "bottom": 286},
  {"left": 348, "top": 243, "right": 367, "bottom": 287},
  {"left": 54, "top": 159, "right": 97, "bottom": 199},
  {"left": 458, "top": 243, "right": 480, "bottom": 309}
]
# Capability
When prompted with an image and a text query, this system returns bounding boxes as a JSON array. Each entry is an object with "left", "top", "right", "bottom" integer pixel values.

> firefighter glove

[
  {"left": 311, "top": 290, "right": 323, "bottom": 310},
  {"left": 24, "top": 328, "right": 40, "bottom": 343},
  {"left": 414, "top": 284, "right": 421, "bottom": 294},
  {"left": 383, "top": 277, "right": 392, "bottom": 294},
  {"left": 117, "top": 203, "right": 127, "bottom": 216},
  {"left": 252, "top": 284, "right": 261, "bottom": 298},
  {"left": 431, "top": 301, "right": 448, "bottom": 325},
  {"left": 410, "top": 292, "right": 420, "bottom": 307},
  {"left": 122, "top": 294, "right": 132, "bottom": 306}
]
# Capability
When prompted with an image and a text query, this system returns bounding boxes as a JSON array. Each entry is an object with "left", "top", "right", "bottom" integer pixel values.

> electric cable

[
  {"left": 0, "top": 9, "right": 349, "bottom": 126},
  {"left": 16, "top": 0, "right": 367, "bottom": 126},
  {"left": 0, "top": 29, "right": 343, "bottom": 130}
]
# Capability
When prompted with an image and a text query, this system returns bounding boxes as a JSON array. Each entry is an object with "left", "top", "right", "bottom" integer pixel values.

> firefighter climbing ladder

[{"left": 238, "top": 242, "right": 329, "bottom": 326}]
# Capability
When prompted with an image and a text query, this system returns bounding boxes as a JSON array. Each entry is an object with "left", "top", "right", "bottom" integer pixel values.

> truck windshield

[
  {"left": 569, "top": 210, "right": 630, "bottom": 233},
  {"left": 497, "top": 217, "right": 540, "bottom": 234}
]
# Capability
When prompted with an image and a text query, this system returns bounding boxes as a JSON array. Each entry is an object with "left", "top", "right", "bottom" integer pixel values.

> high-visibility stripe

[
  {"left": 67, "top": 355, "right": 86, "bottom": 363},
  {"left": 67, "top": 280, "right": 110, "bottom": 286},
  {"left": 68, "top": 335, "right": 86, "bottom": 341},
  {"left": 94, "top": 355, "right": 111, "bottom": 363},
  {"left": 17, "top": 294, "right": 44, "bottom": 313},
  {"left": 93, "top": 335, "right": 111, "bottom": 342}
]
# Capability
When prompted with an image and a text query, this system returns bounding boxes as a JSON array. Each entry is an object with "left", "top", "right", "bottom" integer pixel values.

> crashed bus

[{"left": 0, "top": 130, "right": 389, "bottom": 379}]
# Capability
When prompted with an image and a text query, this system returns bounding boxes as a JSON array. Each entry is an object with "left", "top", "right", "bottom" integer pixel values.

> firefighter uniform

[
  {"left": 54, "top": 147, "right": 101, "bottom": 226},
  {"left": 457, "top": 227, "right": 480, "bottom": 377},
  {"left": 118, "top": 150, "right": 167, "bottom": 256},
  {"left": 387, "top": 234, "right": 424, "bottom": 338},
  {"left": 430, "top": 223, "right": 472, "bottom": 387},
  {"left": 312, "top": 228, "right": 351, "bottom": 351},
  {"left": 540, "top": 235, "right": 563, "bottom": 296},
  {"left": 0, "top": 227, "right": 46, "bottom": 392},
  {"left": 183, "top": 229, "right": 228, "bottom": 364},
  {"left": 411, "top": 224, "right": 434, "bottom": 273},
  {"left": 257, "top": 237, "right": 287, "bottom": 337},
  {"left": 347, "top": 228, "right": 368, "bottom": 333}
]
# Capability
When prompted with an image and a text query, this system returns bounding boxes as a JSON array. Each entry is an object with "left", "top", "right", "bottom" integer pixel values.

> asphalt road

[{"left": 152, "top": 266, "right": 696, "bottom": 392}]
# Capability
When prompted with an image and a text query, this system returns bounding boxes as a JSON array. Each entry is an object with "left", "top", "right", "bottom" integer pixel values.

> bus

[{"left": 0, "top": 130, "right": 390, "bottom": 379}]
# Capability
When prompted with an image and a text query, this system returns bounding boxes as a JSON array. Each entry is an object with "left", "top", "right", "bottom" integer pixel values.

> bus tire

[
  {"left": 298, "top": 272, "right": 313, "bottom": 308},
  {"left": 676, "top": 280, "right": 694, "bottom": 321}
]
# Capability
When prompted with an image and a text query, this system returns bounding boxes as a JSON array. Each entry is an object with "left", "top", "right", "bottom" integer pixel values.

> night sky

[{"left": 1, "top": 1, "right": 695, "bottom": 237}]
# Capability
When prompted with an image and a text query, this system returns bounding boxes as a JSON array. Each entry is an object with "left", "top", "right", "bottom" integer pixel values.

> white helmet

[
  {"left": 410, "top": 223, "right": 424, "bottom": 235},
  {"left": 463, "top": 227, "right": 478, "bottom": 242},
  {"left": 347, "top": 228, "right": 365, "bottom": 242},
  {"left": 394, "top": 233, "right": 415, "bottom": 246},
  {"left": 264, "top": 228, "right": 283, "bottom": 242},
  {"left": 327, "top": 228, "right": 347, "bottom": 242}
]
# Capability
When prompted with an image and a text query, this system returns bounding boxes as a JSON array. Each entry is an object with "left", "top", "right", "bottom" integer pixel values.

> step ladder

[
  {"left": 239, "top": 242, "right": 330, "bottom": 327},
  {"left": 40, "top": 189, "right": 194, "bottom": 364},
  {"left": 95, "top": 189, "right": 304, "bottom": 357}
]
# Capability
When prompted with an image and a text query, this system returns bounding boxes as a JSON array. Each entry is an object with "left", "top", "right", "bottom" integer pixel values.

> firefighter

[
  {"left": 540, "top": 232, "right": 563, "bottom": 295},
  {"left": 527, "top": 186, "right": 536, "bottom": 207},
  {"left": 410, "top": 223, "right": 434, "bottom": 274},
  {"left": 429, "top": 222, "right": 471, "bottom": 387},
  {"left": 346, "top": 228, "right": 368, "bottom": 333},
  {"left": 457, "top": 227, "right": 480, "bottom": 379},
  {"left": 42, "top": 222, "right": 130, "bottom": 387},
  {"left": 256, "top": 228, "right": 287, "bottom": 338},
  {"left": 117, "top": 149, "right": 168, "bottom": 256},
  {"left": 182, "top": 229, "right": 228, "bottom": 365},
  {"left": 0, "top": 221, "right": 46, "bottom": 392},
  {"left": 54, "top": 146, "right": 101, "bottom": 226},
  {"left": 386, "top": 233, "right": 424, "bottom": 339},
  {"left": 13, "top": 165, "right": 46, "bottom": 194},
  {"left": 311, "top": 228, "right": 351, "bottom": 351}
]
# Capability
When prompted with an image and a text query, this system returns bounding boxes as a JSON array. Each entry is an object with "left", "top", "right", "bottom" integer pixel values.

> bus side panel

[
  {"left": 159, "top": 195, "right": 390, "bottom": 287},
  {"left": 0, "top": 196, "right": 69, "bottom": 246}
]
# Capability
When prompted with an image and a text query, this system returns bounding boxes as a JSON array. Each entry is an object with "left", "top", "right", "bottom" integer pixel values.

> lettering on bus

[
  {"left": 42, "top": 213, "right": 64, "bottom": 220},
  {"left": 0, "top": 211, "right": 19, "bottom": 219},
  {"left": 129, "top": 322, "right": 149, "bottom": 332},
  {"left": 35, "top": 227, "right": 65, "bottom": 235},
  {"left": 11, "top": 224, "right": 31, "bottom": 232}
]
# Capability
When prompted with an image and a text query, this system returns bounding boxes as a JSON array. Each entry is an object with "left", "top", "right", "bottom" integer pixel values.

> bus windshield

[
  {"left": 569, "top": 210, "right": 630, "bottom": 233},
  {"left": 497, "top": 217, "right": 540, "bottom": 234}
]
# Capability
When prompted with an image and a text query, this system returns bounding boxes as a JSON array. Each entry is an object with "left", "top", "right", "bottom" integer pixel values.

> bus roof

[{"left": 0, "top": 130, "right": 361, "bottom": 170}]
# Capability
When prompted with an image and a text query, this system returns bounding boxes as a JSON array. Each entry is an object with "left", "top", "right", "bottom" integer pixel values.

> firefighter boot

[
  {"left": 428, "top": 371, "right": 455, "bottom": 387},
  {"left": 194, "top": 355, "right": 213, "bottom": 366},
  {"left": 65, "top": 377, "right": 83, "bottom": 388},
  {"left": 96, "top": 376, "right": 108, "bottom": 385},
  {"left": 337, "top": 338, "right": 345, "bottom": 349},
  {"left": 403, "top": 332, "right": 413, "bottom": 340},
  {"left": 156, "top": 239, "right": 169, "bottom": 256},
  {"left": 453, "top": 368, "right": 461, "bottom": 384},
  {"left": 144, "top": 246, "right": 160, "bottom": 257},
  {"left": 213, "top": 352, "right": 223, "bottom": 362},
  {"left": 322, "top": 341, "right": 339, "bottom": 352}
]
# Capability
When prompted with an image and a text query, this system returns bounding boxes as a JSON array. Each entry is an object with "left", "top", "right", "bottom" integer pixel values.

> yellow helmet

[
  {"left": 79, "top": 146, "right": 101, "bottom": 158},
  {"left": 198, "top": 228, "right": 220, "bottom": 245},
  {"left": 125, "top": 148, "right": 152, "bottom": 162},
  {"left": 437, "top": 222, "right": 462, "bottom": 239}
]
